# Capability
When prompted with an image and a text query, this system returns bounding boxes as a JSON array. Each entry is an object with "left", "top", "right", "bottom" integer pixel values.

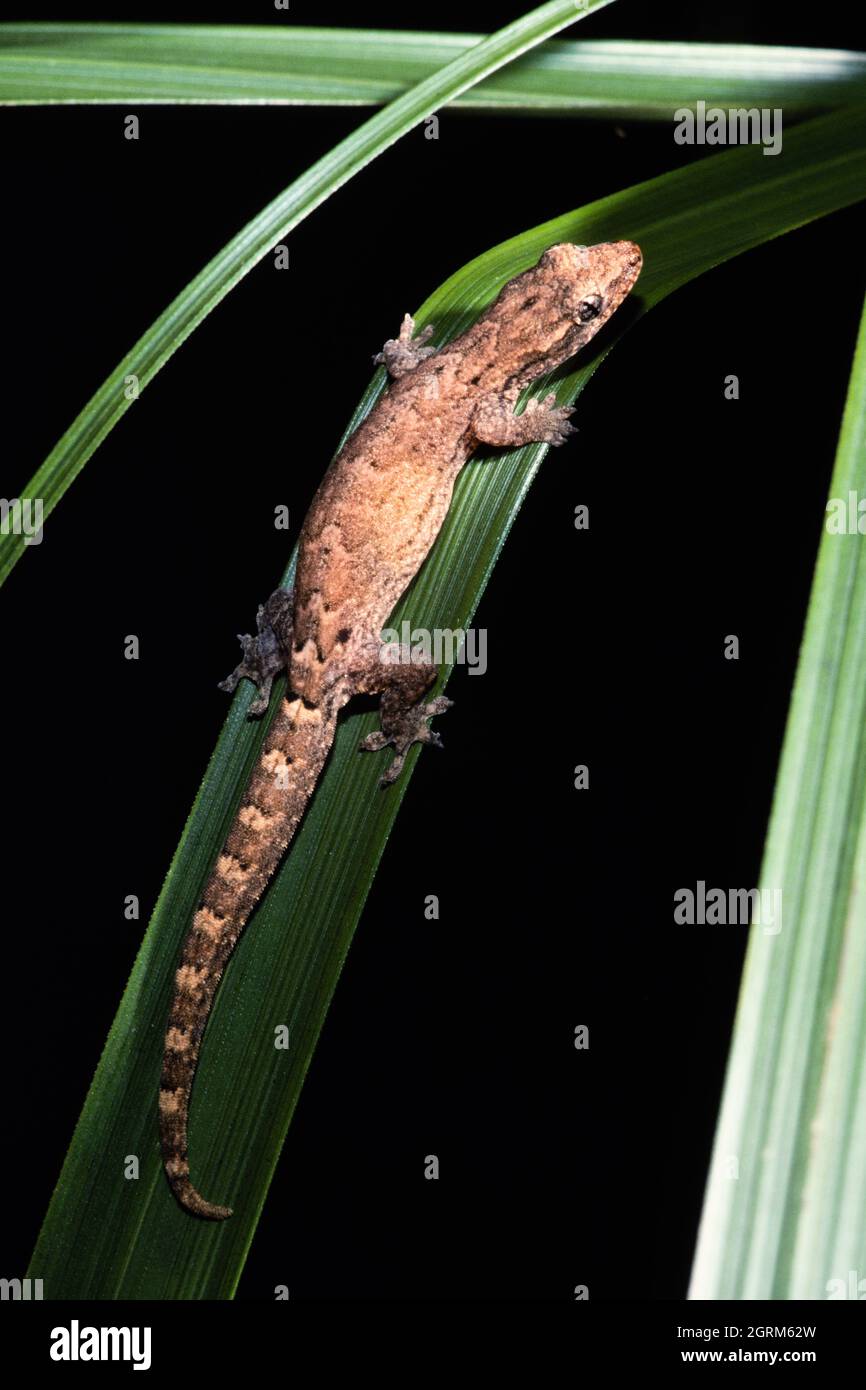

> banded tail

[{"left": 160, "top": 695, "right": 336, "bottom": 1219}]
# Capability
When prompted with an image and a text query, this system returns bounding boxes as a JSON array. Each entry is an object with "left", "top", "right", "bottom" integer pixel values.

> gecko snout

[
  {"left": 609, "top": 240, "right": 643, "bottom": 276},
  {"left": 600, "top": 241, "right": 643, "bottom": 301},
  {"left": 621, "top": 240, "right": 642, "bottom": 264}
]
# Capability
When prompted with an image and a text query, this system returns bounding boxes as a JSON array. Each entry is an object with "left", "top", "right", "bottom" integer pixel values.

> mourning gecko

[{"left": 160, "top": 239, "right": 643, "bottom": 1218}]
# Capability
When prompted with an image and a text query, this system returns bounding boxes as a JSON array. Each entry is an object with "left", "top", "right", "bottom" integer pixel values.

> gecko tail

[
  {"left": 160, "top": 696, "right": 338, "bottom": 1221},
  {"left": 175, "top": 1187, "right": 233, "bottom": 1221},
  {"left": 168, "top": 1171, "right": 233, "bottom": 1222},
  {"left": 159, "top": 1068, "right": 235, "bottom": 1219}
]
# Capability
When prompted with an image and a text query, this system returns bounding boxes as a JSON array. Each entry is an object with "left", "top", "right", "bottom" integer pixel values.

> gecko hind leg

[
  {"left": 218, "top": 587, "right": 294, "bottom": 716},
  {"left": 357, "top": 652, "right": 453, "bottom": 785},
  {"left": 373, "top": 314, "right": 437, "bottom": 379}
]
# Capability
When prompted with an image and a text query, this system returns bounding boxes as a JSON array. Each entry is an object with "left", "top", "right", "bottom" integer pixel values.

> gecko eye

[{"left": 577, "top": 295, "right": 603, "bottom": 323}]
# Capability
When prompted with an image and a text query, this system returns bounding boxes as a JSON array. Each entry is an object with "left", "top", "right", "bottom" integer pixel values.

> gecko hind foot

[
  {"left": 218, "top": 587, "right": 294, "bottom": 716},
  {"left": 360, "top": 695, "right": 453, "bottom": 786},
  {"left": 373, "top": 313, "right": 437, "bottom": 379}
]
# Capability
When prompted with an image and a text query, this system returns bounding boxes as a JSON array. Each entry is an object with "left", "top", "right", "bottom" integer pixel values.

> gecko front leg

[
  {"left": 472, "top": 388, "right": 576, "bottom": 448},
  {"left": 374, "top": 314, "right": 437, "bottom": 379},
  {"left": 355, "top": 648, "right": 452, "bottom": 785},
  {"left": 218, "top": 587, "right": 294, "bottom": 715}
]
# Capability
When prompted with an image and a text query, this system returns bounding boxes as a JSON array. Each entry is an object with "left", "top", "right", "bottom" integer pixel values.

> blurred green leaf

[{"left": 0, "top": 24, "right": 862, "bottom": 115}]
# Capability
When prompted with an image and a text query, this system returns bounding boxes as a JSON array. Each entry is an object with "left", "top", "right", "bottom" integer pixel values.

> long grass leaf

[
  {"left": 0, "top": 25, "right": 863, "bottom": 115},
  {"left": 689, "top": 290, "right": 866, "bottom": 1301}
]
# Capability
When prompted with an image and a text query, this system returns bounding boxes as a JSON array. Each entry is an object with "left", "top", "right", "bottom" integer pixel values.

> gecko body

[{"left": 160, "top": 240, "right": 642, "bottom": 1218}]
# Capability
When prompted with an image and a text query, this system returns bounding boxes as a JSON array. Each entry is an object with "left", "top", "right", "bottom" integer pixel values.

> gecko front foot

[
  {"left": 218, "top": 587, "right": 294, "bottom": 716},
  {"left": 473, "top": 390, "right": 576, "bottom": 448},
  {"left": 522, "top": 392, "right": 577, "bottom": 445},
  {"left": 373, "top": 313, "right": 437, "bottom": 379},
  {"left": 360, "top": 694, "right": 453, "bottom": 786}
]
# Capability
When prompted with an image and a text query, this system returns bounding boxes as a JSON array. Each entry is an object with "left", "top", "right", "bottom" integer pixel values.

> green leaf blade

[
  {"left": 689, "top": 289, "right": 866, "bottom": 1301},
  {"left": 1, "top": 25, "right": 864, "bottom": 115}
]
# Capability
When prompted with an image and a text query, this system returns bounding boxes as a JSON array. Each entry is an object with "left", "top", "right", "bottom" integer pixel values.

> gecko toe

[{"left": 359, "top": 730, "right": 389, "bottom": 753}]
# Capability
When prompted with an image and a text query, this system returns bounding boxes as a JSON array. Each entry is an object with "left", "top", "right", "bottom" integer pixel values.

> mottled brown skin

[{"left": 160, "top": 241, "right": 643, "bottom": 1219}]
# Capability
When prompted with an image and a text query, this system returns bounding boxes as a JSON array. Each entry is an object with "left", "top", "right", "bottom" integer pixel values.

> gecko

[{"left": 159, "top": 239, "right": 643, "bottom": 1219}]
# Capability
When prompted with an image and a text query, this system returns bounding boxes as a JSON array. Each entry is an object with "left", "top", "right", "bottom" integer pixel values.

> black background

[{"left": 2, "top": 2, "right": 865, "bottom": 1304}]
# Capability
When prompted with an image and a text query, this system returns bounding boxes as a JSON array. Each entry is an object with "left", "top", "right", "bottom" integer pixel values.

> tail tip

[{"left": 170, "top": 1176, "right": 234, "bottom": 1221}]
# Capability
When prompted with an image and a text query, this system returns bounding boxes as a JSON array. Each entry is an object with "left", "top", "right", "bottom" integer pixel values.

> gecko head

[
  {"left": 498, "top": 241, "right": 642, "bottom": 385},
  {"left": 540, "top": 240, "right": 642, "bottom": 332}
]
